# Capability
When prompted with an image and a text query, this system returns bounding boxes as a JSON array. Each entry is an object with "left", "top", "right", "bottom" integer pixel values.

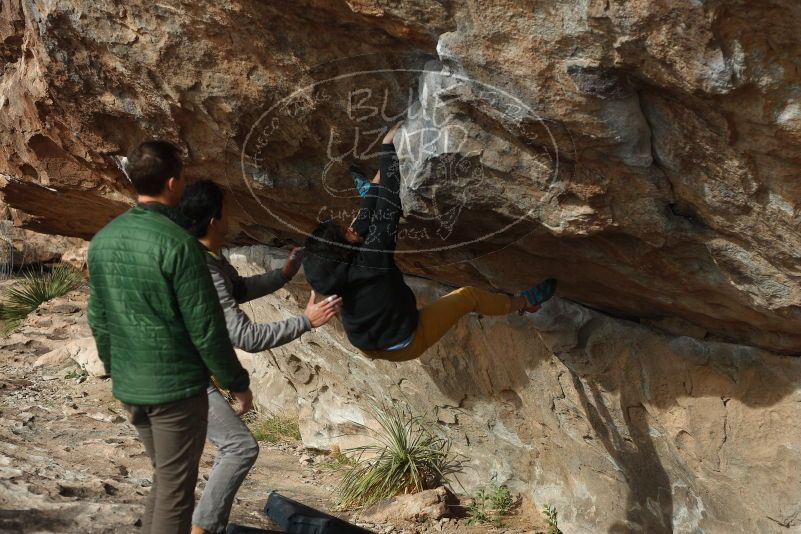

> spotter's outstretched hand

[{"left": 304, "top": 290, "right": 342, "bottom": 328}]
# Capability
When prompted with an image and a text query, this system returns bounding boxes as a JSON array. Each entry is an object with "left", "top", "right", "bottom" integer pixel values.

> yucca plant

[
  {"left": 334, "top": 402, "right": 464, "bottom": 509},
  {"left": 0, "top": 294, "right": 35, "bottom": 331},
  {"left": 0, "top": 303, "right": 18, "bottom": 337},
  {"left": 0, "top": 265, "right": 85, "bottom": 333}
]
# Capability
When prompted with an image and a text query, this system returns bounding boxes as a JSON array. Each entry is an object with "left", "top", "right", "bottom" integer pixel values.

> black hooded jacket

[{"left": 303, "top": 143, "right": 418, "bottom": 352}]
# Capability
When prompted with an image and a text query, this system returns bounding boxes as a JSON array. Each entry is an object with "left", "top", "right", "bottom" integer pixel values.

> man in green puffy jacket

[{"left": 87, "top": 140, "right": 251, "bottom": 534}]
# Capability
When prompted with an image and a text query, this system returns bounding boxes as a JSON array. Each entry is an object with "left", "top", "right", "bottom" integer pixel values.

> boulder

[
  {"left": 359, "top": 487, "right": 457, "bottom": 524},
  {"left": 34, "top": 338, "right": 105, "bottom": 377},
  {"left": 4, "top": 1, "right": 801, "bottom": 531},
  {"left": 227, "top": 246, "right": 801, "bottom": 534},
  {"left": 0, "top": 219, "right": 87, "bottom": 269},
  {"left": 1, "top": 1, "right": 801, "bottom": 351}
]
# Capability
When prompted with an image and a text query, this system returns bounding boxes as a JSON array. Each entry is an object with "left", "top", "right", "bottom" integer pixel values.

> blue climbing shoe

[
  {"left": 521, "top": 278, "right": 557, "bottom": 309},
  {"left": 350, "top": 164, "right": 371, "bottom": 197}
]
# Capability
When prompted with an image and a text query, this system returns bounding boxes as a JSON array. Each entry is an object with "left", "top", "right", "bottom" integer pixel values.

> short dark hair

[
  {"left": 304, "top": 220, "right": 353, "bottom": 263},
  {"left": 126, "top": 141, "right": 183, "bottom": 196},
  {"left": 178, "top": 179, "right": 225, "bottom": 238},
  {"left": 302, "top": 220, "right": 354, "bottom": 295}
]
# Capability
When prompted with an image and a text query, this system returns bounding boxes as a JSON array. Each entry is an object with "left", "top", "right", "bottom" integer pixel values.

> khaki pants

[
  {"left": 123, "top": 392, "right": 209, "bottom": 534},
  {"left": 362, "top": 286, "right": 512, "bottom": 362}
]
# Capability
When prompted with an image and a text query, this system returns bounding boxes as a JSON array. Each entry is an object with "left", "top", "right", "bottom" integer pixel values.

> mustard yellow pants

[{"left": 361, "top": 286, "right": 512, "bottom": 362}]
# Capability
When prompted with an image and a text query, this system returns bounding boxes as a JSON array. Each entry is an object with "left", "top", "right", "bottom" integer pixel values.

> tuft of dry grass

[
  {"left": 246, "top": 411, "right": 302, "bottom": 443},
  {"left": 320, "top": 445, "right": 357, "bottom": 471}
]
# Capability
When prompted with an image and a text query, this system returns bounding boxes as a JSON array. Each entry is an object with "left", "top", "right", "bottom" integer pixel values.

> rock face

[
  {"left": 229, "top": 246, "right": 801, "bottom": 534},
  {"left": 2, "top": 1, "right": 801, "bottom": 351},
  {"left": 358, "top": 487, "right": 457, "bottom": 524},
  {"left": 0, "top": 201, "right": 87, "bottom": 269},
  {"left": 33, "top": 337, "right": 106, "bottom": 377},
  {"left": 0, "top": 220, "right": 86, "bottom": 268},
  {"left": 3, "top": 1, "right": 801, "bottom": 531}
]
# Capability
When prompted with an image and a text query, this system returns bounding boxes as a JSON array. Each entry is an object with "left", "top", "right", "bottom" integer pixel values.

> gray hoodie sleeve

[
  {"left": 230, "top": 268, "right": 289, "bottom": 304},
  {"left": 209, "top": 263, "right": 312, "bottom": 353}
]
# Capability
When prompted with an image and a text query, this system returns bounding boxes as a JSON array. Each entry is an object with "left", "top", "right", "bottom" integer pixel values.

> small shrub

[
  {"left": 247, "top": 412, "right": 301, "bottom": 443},
  {"left": 64, "top": 366, "right": 89, "bottom": 382},
  {"left": 0, "top": 265, "right": 84, "bottom": 334},
  {"left": 543, "top": 504, "right": 562, "bottom": 534},
  {"left": 334, "top": 402, "right": 464, "bottom": 509},
  {"left": 466, "top": 483, "right": 515, "bottom": 527}
]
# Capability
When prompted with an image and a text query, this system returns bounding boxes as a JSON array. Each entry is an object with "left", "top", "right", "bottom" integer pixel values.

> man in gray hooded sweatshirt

[{"left": 179, "top": 180, "right": 342, "bottom": 534}]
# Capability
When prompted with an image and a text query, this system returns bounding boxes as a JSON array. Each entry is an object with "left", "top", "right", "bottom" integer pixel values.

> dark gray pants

[{"left": 124, "top": 392, "right": 208, "bottom": 534}]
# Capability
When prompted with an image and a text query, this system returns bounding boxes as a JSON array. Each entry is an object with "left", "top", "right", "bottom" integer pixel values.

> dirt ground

[{"left": 0, "top": 287, "right": 548, "bottom": 533}]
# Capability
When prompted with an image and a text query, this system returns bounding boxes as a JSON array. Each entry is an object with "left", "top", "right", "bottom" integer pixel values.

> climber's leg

[
  {"left": 363, "top": 286, "right": 513, "bottom": 362},
  {"left": 414, "top": 286, "right": 513, "bottom": 354}
]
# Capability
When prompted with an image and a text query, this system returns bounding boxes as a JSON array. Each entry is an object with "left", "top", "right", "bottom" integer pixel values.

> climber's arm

[
  {"left": 363, "top": 124, "right": 403, "bottom": 253},
  {"left": 377, "top": 123, "right": 403, "bottom": 210}
]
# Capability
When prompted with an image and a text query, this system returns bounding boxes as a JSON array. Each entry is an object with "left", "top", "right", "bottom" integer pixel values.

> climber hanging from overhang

[{"left": 302, "top": 121, "right": 557, "bottom": 362}]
